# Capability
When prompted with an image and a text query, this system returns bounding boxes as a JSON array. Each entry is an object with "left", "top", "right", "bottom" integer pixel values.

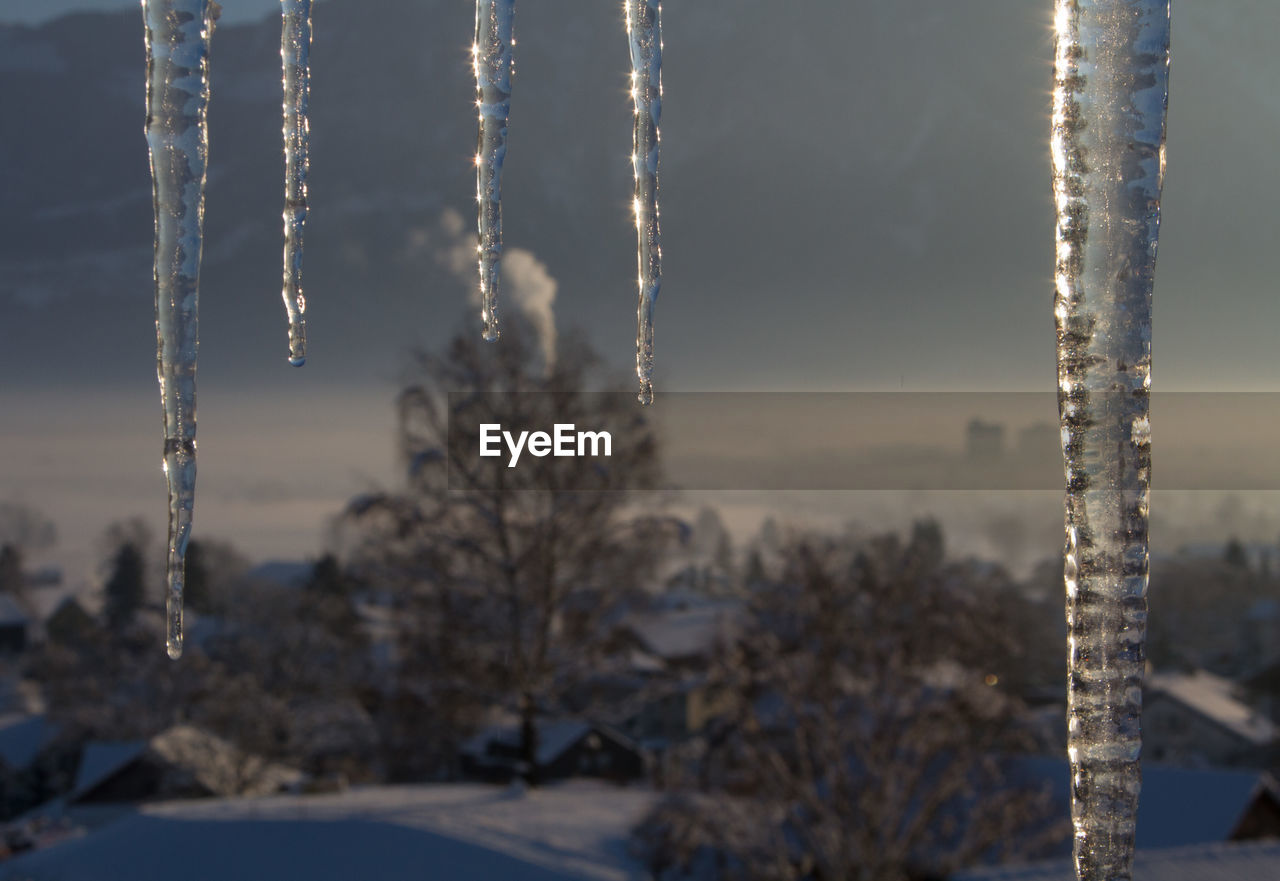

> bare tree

[
  {"left": 637, "top": 523, "right": 1066, "bottom": 881},
  {"left": 343, "top": 323, "right": 673, "bottom": 780}
]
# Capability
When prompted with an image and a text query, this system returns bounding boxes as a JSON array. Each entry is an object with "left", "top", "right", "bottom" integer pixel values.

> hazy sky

[
  {"left": 0, "top": 0, "right": 281, "bottom": 25},
  {"left": 3, "top": 0, "right": 1280, "bottom": 583}
]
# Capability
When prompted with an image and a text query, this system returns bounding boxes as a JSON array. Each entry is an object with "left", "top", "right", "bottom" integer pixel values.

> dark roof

[
  {"left": 71, "top": 740, "right": 147, "bottom": 799},
  {"left": 0, "top": 714, "right": 57, "bottom": 769}
]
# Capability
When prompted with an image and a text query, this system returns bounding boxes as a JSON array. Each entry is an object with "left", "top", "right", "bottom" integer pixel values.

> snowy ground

[{"left": 0, "top": 782, "right": 657, "bottom": 881}]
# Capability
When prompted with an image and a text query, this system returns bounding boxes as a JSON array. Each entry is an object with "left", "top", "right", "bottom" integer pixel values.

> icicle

[
  {"left": 473, "top": 0, "right": 514, "bottom": 343},
  {"left": 144, "top": 0, "right": 219, "bottom": 659},
  {"left": 625, "top": 0, "right": 662, "bottom": 405},
  {"left": 1052, "top": 2, "right": 1169, "bottom": 879},
  {"left": 280, "top": 0, "right": 312, "bottom": 366}
]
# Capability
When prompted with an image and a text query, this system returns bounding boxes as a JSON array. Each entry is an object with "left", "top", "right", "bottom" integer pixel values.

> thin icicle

[
  {"left": 473, "top": 0, "right": 514, "bottom": 343},
  {"left": 626, "top": 0, "right": 662, "bottom": 405},
  {"left": 1052, "top": 2, "right": 1169, "bottom": 879},
  {"left": 280, "top": 0, "right": 312, "bottom": 366},
  {"left": 143, "top": 0, "right": 218, "bottom": 659}
]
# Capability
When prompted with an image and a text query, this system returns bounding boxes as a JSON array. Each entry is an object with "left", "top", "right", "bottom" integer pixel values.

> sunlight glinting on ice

[
  {"left": 1051, "top": 2, "right": 1170, "bottom": 878},
  {"left": 625, "top": 0, "right": 663, "bottom": 405},
  {"left": 143, "top": 0, "right": 218, "bottom": 659},
  {"left": 279, "top": 0, "right": 312, "bottom": 366},
  {"left": 473, "top": 0, "right": 514, "bottom": 343}
]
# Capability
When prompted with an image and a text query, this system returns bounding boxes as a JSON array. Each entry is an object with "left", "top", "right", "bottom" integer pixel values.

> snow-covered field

[{"left": 0, "top": 782, "right": 657, "bottom": 881}]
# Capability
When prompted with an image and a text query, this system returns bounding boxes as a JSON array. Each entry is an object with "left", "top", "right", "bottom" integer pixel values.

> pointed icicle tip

[{"left": 637, "top": 378, "right": 654, "bottom": 406}]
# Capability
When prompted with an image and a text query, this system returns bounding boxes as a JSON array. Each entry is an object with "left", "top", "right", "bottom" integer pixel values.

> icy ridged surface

[
  {"left": 1052, "top": 2, "right": 1170, "bottom": 878},
  {"left": 626, "top": 0, "right": 662, "bottom": 405},
  {"left": 144, "top": 0, "right": 218, "bottom": 659},
  {"left": 280, "top": 0, "right": 311, "bottom": 366},
  {"left": 473, "top": 0, "right": 514, "bottom": 343}
]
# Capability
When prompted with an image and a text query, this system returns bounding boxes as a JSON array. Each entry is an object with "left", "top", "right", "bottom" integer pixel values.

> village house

[
  {"left": 70, "top": 726, "right": 300, "bottom": 804},
  {"left": 1143, "top": 669, "right": 1278, "bottom": 767},
  {"left": 459, "top": 719, "right": 645, "bottom": 784}
]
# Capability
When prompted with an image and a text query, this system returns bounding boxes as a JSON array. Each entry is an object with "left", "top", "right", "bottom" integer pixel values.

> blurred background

[{"left": 0, "top": 1, "right": 1279, "bottom": 878}]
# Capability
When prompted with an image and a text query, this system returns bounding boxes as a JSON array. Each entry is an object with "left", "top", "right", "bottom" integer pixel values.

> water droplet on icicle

[
  {"left": 143, "top": 0, "right": 219, "bottom": 659},
  {"left": 280, "top": 0, "right": 312, "bottom": 367},
  {"left": 626, "top": 0, "right": 662, "bottom": 406},
  {"left": 474, "top": 0, "right": 514, "bottom": 343},
  {"left": 1051, "top": 1, "right": 1169, "bottom": 878}
]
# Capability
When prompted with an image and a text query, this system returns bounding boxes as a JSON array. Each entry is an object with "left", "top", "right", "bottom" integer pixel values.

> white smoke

[
  {"left": 433, "top": 208, "right": 558, "bottom": 371},
  {"left": 498, "top": 249, "right": 558, "bottom": 371},
  {"left": 435, "top": 208, "right": 476, "bottom": 280}
]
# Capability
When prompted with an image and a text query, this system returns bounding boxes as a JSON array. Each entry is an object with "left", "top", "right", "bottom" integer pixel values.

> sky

[
  {"left": 3, "top": 0, "right": 1280, "bottom": 584},
  {"left": 0, "top": 0, "right": 282, "bottom": 26}
]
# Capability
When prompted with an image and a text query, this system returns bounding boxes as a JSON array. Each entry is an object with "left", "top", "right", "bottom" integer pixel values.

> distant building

[
  {"left": 43, "top": 597, "right": 95, "bottom": 646},
  {"left": 460, "top": 719, "right": 645, "bottom": 784},
  {"left": 617, "top": 678, "right": 734, "bottom": 748},
  {"left": 1144, "top": 669, "right": 1277, "bottom": 767},
  {"left": 1007, "top": 757, "right": 1280, "bottom": 856},
  {"left": 607, "top": 601, "right": 742, "bottom": 673},
  {"left": 965, "top": 419, "right": 1005, "bottom": 461},
  {"left": 71, "top": 726, "right": 300, "bottom": 804},
  {"left": 22, "top": 581, "right": 102, "bottom": 647}
]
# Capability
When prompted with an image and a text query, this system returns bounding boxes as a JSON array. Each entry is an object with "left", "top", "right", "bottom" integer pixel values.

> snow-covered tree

[
  {"left": 343, "top": 323, "right": 673, "bottom": 781},
  {"left": 636, "top": 522, "right": 1066, "bottom": 880}
]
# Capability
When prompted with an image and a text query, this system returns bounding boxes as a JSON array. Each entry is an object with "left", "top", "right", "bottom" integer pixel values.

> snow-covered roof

[
  {"left": 1148, "top": 669, "right": 1277, "bottom": 746},
  {"left": 72, "top": 727, "right": 302, "bottom": 803},
  {"left": 1013, "top": 757, "right": 1273, "bottom": 851},
  {"left": 72, "top": 740, "right": 147, "bottom": 799},
  {"left": 463, "top": 720, "right": 592, "bottom": 766},
  {"left": 955, "top": 840, "right": 1280, "bottom": 881},
  {"left": 0, "top": 782, "right": 658, "bottom": 881},
  {"left": 620, "top": 603, "right": 741, "bottom": 661},
  {"left": 462, "top": 719, "right": 638, "bottom": 767},
  {"left": 0, "top": 714, "right": 56, "bottom": 769},
  {"left": 627, "top": 648, "right": 665, "bottom": 675},
  {"left": 535, "top": 721, "right": 593, "bottom": 765}
]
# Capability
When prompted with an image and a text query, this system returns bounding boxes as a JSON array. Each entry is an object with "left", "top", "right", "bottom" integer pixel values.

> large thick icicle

[
  {"left": 144, "top": 0, "right": 218, "bottom": 659},
  {"left": 625, "top": 0, "right": 662, "bottom": 405},
  {"left": 1051, "top": 2, "right": 1169, "bottom": 879},
  {"left": 473, "top": 0, "right": 514, "bottom": 343},
  {"left": 280, "top": 0, "right": 312, "bottom": 366}
]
